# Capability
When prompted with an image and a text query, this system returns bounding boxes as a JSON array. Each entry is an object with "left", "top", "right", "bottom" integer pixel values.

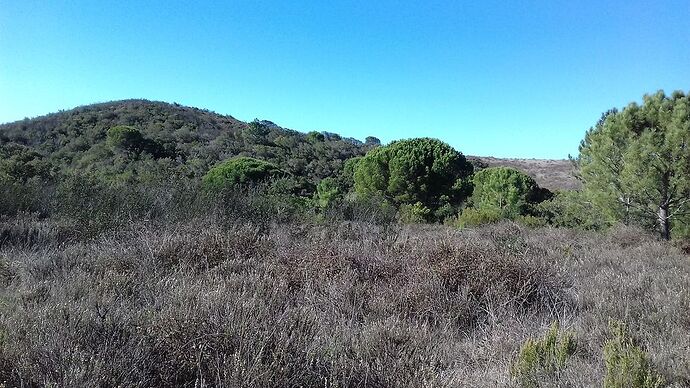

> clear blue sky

[{"left": 1, "top": 1, "right": 688, "bottom": 158}]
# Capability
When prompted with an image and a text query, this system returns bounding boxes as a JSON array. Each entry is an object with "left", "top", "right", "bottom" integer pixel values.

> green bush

[
  {"left": 471, "top": 167, "right": 549, "bottom": 219},
  {"left": 324, "top": 194, "right": 397, "bottom": 225},
  {"left": 306, "top": 131, "right": 325, "bottom": 142},
  {"left": 456, "top": 207, "right": 503, "bottom": 228},
  {"left": 511, "top": 321, "right": 577, "bottom": 387},
  {"left": 398, "top": 202, "right": 432, "bottom": 224},
  {"left": 433, "top": 195, "right": 458, "bottom": 223},
  {"left": 539, "top": 190, "right": 612, "bottom": 231},
  {"left": 515, "top": 215, "right": 548, "bottom": 228},
  {"left": 334, "top": 156, "right": 362, "bottom": 193},
  {"left": 107, "top": 125, "right": 145, "bottom": 152},
  {"left": 106, "top": 125, "right": 167, "bottom": 157},
  {"left": 0, "top": 177, "right": 51, "bottom": 217},
  {"left": 603, "top": 321, "right": 665, "bottom": 388},
  {"left": 314, "top": 177, "right": 341, "bottom": 210},
  {"left": 0, "top": 143, "right": 52, "bottom": 183},
  {"left": 202, "top": 157, "right": 285, "bottom": 191}
]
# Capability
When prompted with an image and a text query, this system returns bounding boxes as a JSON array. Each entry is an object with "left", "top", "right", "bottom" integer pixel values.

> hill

[
  {"left": 0, "top": 100, "right": 372, "bottom": 187},
  {"left": 1, "top": 99, "right": 578, "bottom": 192},
  {"left": 469, "top": 156, "right": 580, "bottom": 191}
]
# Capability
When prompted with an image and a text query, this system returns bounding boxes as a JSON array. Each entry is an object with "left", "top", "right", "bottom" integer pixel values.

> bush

[
  {"left": 603, "top": 321, "right": 665, "bottom": 388},
  {"left": 511, "top": 321, "right": 577, "bottom": 387},
  {"left": 398, "top": 202, "right": 432, "bottom": 224},
  {"left": 314, "top": 177, "right": 341, "bottom": 210},
  {"left": 471, "top": 167, "right": 549, "bottom": 219},
  {"left": 539, "top": 190, "right": 612, "bottom": 231},
  {"left": 0, "top": 177, "right": 52, "bottom": 217},
  {"left": 107, "top": 125, "right": 145, "bottom": 152},
  {"left": 326, "top": 194, "right": 397, "bottom": 225},
  {"left": 456, "top": 207, "right": 503, "bottom": 228},
  {"left": 306, "top": 131, "right": 325, "bottom": 142},
  {"left": 202, "top": 157, "right": 285, "bottom": 191},
  {"left": 515, "top": 215, "right": 548, "bottom": 228}
]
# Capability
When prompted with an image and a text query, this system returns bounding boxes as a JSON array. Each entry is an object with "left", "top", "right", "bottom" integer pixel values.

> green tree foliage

[
  {"left": 539, "top": 190, "right": 611, "bottom": 230},
  {"left": 455, "top": 207, "right": 503, "bottom": 228},
  {"left": 471, "top": 167, "right": 550, "bottom": 218},
  {"left": 242, "top": 120, "right": 270, "bottom": 145},
  {"left": 202, "top": 157, "right": 284, "bottom": 190},
  {"left": 578, "top": 90, "right": 690, "bottom": 239},
  {"left": 398, "top": 202, "right": 432, "bottom": 224},
  {"left": 353, "top": 138, "right": 473, "bottom": 216},
  {"left": 107, "top": 125, "right": 145, "bottom": 152},
  {"left": 306, "top": 131, "right": 325, "bottom": 143},
  {"left": 0, "top": 143, "right": 51, "bottom": 182},
  {"left": 314, "top": 177, "right": 341, "bottom": 209},
  {"left": 365, "top": 136, "right": 381, "bottom": 146},
  {"left": 333, "top": 156, "right": 361, "bottom": 194},
  {"left": 106, "top": 125, "right": 169, "bottom": 158}
]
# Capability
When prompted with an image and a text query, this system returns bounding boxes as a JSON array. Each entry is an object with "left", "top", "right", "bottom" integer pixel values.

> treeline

[{"left": 1, "top": 91, "right": 689, "bottom": 241}]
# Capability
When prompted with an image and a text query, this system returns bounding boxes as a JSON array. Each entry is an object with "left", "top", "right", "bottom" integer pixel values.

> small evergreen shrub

[
  {"left": 107, "top": 125, "right": 145, "bottom": 152},
  {"left": 511, "top": 321, "right": 576, "bottom": 387},
  {"left": 538, "top": 190, "right": 611, "bottom": 231},
  {"left": 456, "top": 207, "right": 503, "bottom": 228},
  {"left": 603, "top": 321, "right": 665, "bottom": 388},
  {"left": 515, "top": 215, "right": 548, "bottom": 228},
  {"left": 202, "top": 157, "right": 284, "bottom": 191},
  {"left": 314, "top": 177, "right": 341, "bottom": 210},
  {"left": 398, "top": 202, "right": 432, "bottom": 224}
]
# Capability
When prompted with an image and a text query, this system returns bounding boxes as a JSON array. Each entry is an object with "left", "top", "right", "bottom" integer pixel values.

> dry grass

[{"left": 0, "top": 217, "right": 688, "bottom": 387}]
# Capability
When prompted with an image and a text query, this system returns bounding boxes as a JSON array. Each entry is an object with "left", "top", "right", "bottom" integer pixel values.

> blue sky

[{"left": 0, "top": 1, "right": 688, "bottom": 158}]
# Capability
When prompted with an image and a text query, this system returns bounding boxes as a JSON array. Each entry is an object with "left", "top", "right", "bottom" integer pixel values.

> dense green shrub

[
  {"left": 107, "top": 125, "right": 145, "bottom": 152},
  {"left": 106, "top": 125, "right": 168, "bottom": 157},
  {"left": 603, "top": 321, "right": 665, "bottom": 388},
  {"left": 314, "top": 177, "right": 342, "bottom": 209},
  {"left": 324, "top": 194, "right": 397, "bottom": 225},
  {"left": 265, "top": 176, "right": 313, "bottom": 197},
  {"left": 539, "top": 190, "right": 612, "bottom": 231},
  {"left": 202, "top": 157, "right": 285, "bottom": 190},
  {"left": 511, "top": 321, "right": 577, "bottom": 387},
  {"left": 0, "top": 143, "right": 52, "bottom": 183},
  {"left": 353, "top": 138, "right": 473, "bottom": 218},
  {"left": 398, "top": 202, "right": 432, "bottom": 224},
  {"left": 455, "top": 207, "right": 503, "bottom": 228},
  {"left": 0, "top": 177, "right": 52, "bottom": 217},
  {"left": 242, "top": 121, "right": 271, "bottom": 144},
  {"left": 471, "top": 167, "right": 549, "bottom": 219},
  {"left": 333, "top": 156, "right": 362, "bottom": 194},
  {"left": 515, "top": 214, "right": 548, "bottom": 228},
  {"left": 306, "top": 131, "right": 325, "bottom": 142}
]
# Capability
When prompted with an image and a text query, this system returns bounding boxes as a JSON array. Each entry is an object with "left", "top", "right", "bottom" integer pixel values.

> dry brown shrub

[{"left": 0, "top": 218, "right": 688, "bottom": 387}]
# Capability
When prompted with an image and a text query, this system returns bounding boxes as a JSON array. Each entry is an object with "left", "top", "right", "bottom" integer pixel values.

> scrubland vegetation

[
  {"left": 1, "top": 90, "right": 689, "bottom": 386},
  {"left": 1, "top": 183, "right": 689, "bottom": 387}
]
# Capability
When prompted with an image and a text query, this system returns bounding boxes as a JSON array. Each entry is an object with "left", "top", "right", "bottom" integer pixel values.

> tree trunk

[
  {"left": 658, "top": 205, "right": 670, "bottom": 240},
  {"left": 658, "top": 171, "right": 671, "bottom": 240}
]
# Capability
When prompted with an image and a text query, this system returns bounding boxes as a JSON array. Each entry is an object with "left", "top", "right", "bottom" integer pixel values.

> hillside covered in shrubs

[{"left": 0, "top": 99, "right": 376, "bottom": 188}]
